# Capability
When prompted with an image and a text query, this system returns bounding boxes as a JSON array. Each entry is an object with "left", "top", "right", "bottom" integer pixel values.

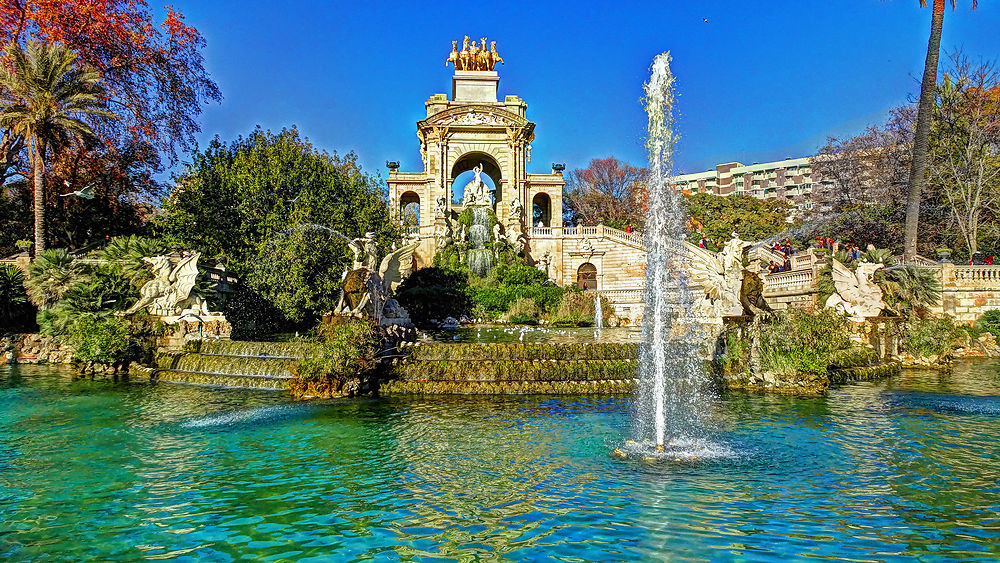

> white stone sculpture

[
  {"left": 462, "top": 163, "right": 491, "bottom": 207},
  {"left": 825, "top": 259, "right": 887, "bottom": 321},
  {"left": 436, "top": 217, "right": 454, "bottom": 248},
  {"left": 508, "top": 197, "right": 523, "bottom": 222},
  {"left": 536, "top": 250, "right": 551, "bottom": 277},
  {"left": 685, "top": 235, "right": 752, "bottom": 322},
  {"left": 122, "top": 253, "right": 210, "bottom": 317},
  {"left": 333, "top": 242, "right": 419, "bottom": 325},
  {"left": 343, "top": 232, "right": 379, "bottom": 271},
  {"left": 435, "top": 195, "right": 447, "bottom": 217}
]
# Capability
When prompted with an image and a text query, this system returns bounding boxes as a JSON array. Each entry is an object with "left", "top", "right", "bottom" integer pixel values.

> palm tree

[
  {"left": 903, "top": 0, "right": 976, "bottom": 261},
  {"left": 0, "top": 40, "right": 112, "bottom": 256}
]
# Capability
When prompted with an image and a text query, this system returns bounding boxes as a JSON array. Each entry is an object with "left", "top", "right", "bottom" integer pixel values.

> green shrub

[
  {"left": 468, "top": 284, "right": 565, "bottom": 319},
  {"left": 1, "top": 264, "right": 33, "bottom": 331},
  {"left": 67, "top": 315, "right": 136, "bottom": 366},
  {"left": 98, "top": 236, "right": 169, "bottom": 286},
  {"left": 25, "top": 248, "right": 86, "bottom": 310},
  {"left": 492, "top": 261, "right": 547, "bottom": 286},
  {"left": 758, "top": 308, "right": 853, "bottom": 374},
  {"left": 554, "top": 291, "right": 611, "bottom": 323},
  {"left": 976, "top": 310, "right": 1000, "bottom": 339},
  {"left": 878, "top": 265, "right": 940, "bottom": 318},
  {"left": 507, "top": 297, "right": 541, "bottom": 321},
  {"left": 905, "top": 316, "right": 964, "bottom": 358},
  {"left": 395, "top": 267, "right": 471, "bottom": 327},
  {"left": 508, "top": 313, "right": 539, "bottom": 326},
  {"left": 549, "top": 315, "right": 593, "bottom": 328},
  {"left": 295, "top": 320, "right": 380, "bottom": 381}
]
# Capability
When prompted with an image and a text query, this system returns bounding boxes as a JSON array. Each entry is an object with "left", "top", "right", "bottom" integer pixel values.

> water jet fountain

[{"left": 621, "top": 52, "right": 718, "bottom": 460}]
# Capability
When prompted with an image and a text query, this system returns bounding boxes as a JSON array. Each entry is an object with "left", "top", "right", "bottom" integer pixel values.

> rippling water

[{"left": 3, "top": 362, "right": 1000, "bottom": 561}]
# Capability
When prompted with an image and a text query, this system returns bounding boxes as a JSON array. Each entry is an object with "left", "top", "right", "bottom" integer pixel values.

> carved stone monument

[
  {"left": 121, "top": 252, "right": 231, "bottom": 343},
  {"left": 332, "top": 239, "right": 420, "bottom": 327},
  {"left": 825, "top": 260, "right": 888, "bottom": 321},
  {"left": 685, "top": 235, "right": 753, "bottom": 322}
]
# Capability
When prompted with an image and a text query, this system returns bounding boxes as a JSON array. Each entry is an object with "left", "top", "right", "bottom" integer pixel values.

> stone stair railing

[
  {"left": 950, "top": 265, "right": 1000, "bottom": 287},
  {"left": 762, "top": 270, "right": 817, "bottom": 294},
  {"left": 532, "top": 224, "right": 645, "bottom": 251}
]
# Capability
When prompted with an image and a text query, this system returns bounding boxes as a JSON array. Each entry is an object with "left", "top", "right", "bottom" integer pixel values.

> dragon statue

[
  {"left": 685, "top": 236, "right": 754, "bottom": 322},
  {"left": 825, "top": 259, "right": 888, "bottom": 321},
  {"left": 121, "top": 253, "right": 209, "bottom": 317},
  {"left": 333, "top": 234, "right": 420, "bottom": 326}
]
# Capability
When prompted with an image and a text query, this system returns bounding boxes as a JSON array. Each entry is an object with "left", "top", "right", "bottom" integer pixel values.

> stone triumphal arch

[
  {"left": 386, "top": 38, "right": 648, "bottom": 324},
  {"left": 386, "top": 41, "right": 565, "bottom": 268}
]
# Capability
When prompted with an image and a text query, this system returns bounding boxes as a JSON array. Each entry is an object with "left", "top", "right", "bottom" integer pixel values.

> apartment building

[{"left": 671, "top": 156, "right": 834, "bottom": 213}]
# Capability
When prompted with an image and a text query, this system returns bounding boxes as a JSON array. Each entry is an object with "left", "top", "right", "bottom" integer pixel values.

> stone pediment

[{"left": 421, "top": 106, "right": 531, "bottom": 129}]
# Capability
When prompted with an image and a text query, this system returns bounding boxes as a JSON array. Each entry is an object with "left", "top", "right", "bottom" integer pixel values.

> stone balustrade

[
  {"left": 951, "top": 265, "right": 1000, "bottom": 287},
  {"left": 532, "top": 224, "right": 644, "bottom": 249},
  {"left": 763, "top": 270, "right": 816, "bottom": 293}
]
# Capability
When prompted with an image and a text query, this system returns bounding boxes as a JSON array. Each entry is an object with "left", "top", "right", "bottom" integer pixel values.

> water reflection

[{"left": 1, "top": 362, "right": 1000, "bottom": 560}]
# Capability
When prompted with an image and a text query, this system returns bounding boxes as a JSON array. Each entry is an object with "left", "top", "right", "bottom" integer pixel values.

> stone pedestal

[
  {"left": 453, "top": 70, "right": 498, "bottom": 102},
  {"left": 158, "top": 314, "right": 232, "bottom": 348}
]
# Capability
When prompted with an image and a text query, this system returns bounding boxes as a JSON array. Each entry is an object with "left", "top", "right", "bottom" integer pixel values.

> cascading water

[
  {"left": 466, "top": 206, "right": 494, "bottom": 277},
  {"left": 629, "top": 52, "right": 715, "bottom": 457},
  {"left": 593, "top": 294, "right": 604, "bottom": 330}
]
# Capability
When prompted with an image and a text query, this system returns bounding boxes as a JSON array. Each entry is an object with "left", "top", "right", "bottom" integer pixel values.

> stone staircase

[{"left": 151, "top": 341, "right": 319, "bottom": 391}]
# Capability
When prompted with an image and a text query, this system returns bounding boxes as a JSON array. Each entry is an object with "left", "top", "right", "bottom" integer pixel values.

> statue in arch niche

[{"left": 462, "top": 162, "right": 491, "bottom": 207}]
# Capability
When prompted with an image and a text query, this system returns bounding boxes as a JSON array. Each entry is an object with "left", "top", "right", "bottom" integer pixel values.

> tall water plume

[{"left": 634, "top": 52, "right": 711, "bottom": 452}]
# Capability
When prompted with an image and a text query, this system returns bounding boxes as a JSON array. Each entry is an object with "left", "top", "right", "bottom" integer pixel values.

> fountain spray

[{"left": 630, "top": 52, "right": 709, "bottom": 454}]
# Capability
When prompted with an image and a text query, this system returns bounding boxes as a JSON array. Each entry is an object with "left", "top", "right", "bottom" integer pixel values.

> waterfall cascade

[
  {"left": 594, "top": 295, "right": 604, "bottom": 330},
  {"left": 151, "top": 341, "right": 319, "bottom": 391},
  {"left": 466, "top": 206, "right": 494, "bottom": 277}
]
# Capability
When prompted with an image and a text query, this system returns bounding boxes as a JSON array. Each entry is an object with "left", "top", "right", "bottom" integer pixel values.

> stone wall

[
  {"left": 382, "top": 342, "right": 639, "bottom": 395},
  {"left": 1, "top": 334, "right": 75, "bottom": 365},
  {"left": 934, "top": 264, "right": 1000, "bottom": 323},
  {"left": 762, "top": 263, "right": 1000, "bottom": 324}
]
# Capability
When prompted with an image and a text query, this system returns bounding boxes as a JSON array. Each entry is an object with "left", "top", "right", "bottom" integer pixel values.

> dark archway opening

[
  {"left": 577, "top": 262, "right": 597, "bottom": 290},
  {"left": 532, "top": 193, "right": 552, "bottom": 227}
]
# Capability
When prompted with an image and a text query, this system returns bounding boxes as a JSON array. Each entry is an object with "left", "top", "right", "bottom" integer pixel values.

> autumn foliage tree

[
  {"left": 563, "top": 157, "right": 647, "bottom": 229},
  {"left": 0, "top": 1, "right": 220, "bottom": 169},
  {"left": 0, "top": 0, "right": 220, "bottom": 252}
]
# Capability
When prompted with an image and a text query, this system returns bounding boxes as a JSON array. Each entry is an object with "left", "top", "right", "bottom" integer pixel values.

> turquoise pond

[{"left": 3, "top": 362, "right": 1000, "bottom": 561}]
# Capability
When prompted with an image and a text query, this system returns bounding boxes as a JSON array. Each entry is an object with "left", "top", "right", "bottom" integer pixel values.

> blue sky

[{"left": 162, "top": 0, "right": 998, "bottom": 180}]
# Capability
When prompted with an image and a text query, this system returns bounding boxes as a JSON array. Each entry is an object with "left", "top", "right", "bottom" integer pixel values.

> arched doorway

[
  {"left": 450, "top": 152, "right": 502, "bottom": 206},
  {"left": 532, "top": 193, "right": 551, "bottom": 227},
  {"left": 577, "top": 262, "right": 597, "bottom": 290},
  {"left": 400, "top": 191, "right": 420, "bottom": 227}
]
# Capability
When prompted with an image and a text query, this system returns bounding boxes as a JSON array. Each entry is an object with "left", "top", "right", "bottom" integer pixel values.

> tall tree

[
  {"left": 903, "top": 0, "right": 977, "bottom": 261},
  {"left": 0, "top": 0, "right": 220, "bottom": 178},
  {"left": 563, "top": 157, "right": 647, "bottom": 229},
  {"left": 0, "top": 40, "right": 112, "bottom": 255},
  {"left": 927, "top": 56, "right": 1000, "bottom": 256},
  {"left": 156, "top": 127, "right": 400, "bottom": 324}
]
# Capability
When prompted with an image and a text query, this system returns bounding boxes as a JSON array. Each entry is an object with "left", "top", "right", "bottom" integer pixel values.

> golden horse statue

[
  {"left": 459, "top": 36, "right": 471, "bottom": 70},
  {"left": 490, "top": 41, "right": 504, "bottom": 69},
  {"left": 446, "top": 40, "right": 460, "bottom": 69}
]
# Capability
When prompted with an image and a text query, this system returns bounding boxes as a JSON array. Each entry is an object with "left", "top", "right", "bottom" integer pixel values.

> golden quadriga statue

[{"left": 446, "top": 36, "right": 504, "bottom": 71}]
